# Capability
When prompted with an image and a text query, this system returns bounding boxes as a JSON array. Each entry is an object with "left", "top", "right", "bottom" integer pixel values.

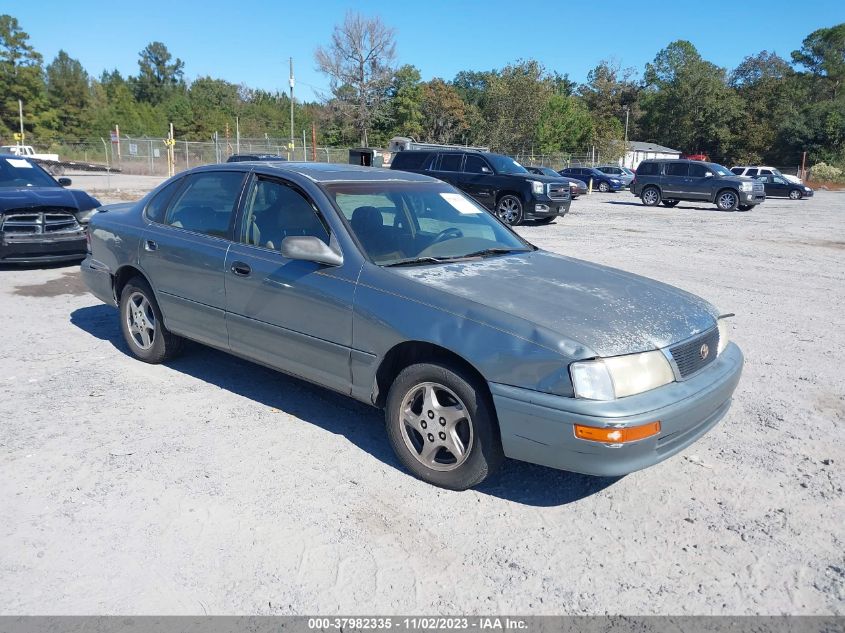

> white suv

[{"left": 731, "top": 165, "right": 803, "bottom": 185}]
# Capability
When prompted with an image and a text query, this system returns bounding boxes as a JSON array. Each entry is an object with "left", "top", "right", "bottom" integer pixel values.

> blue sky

[{"left": 8, "top": 0, "right": 845, "bottom": 101}]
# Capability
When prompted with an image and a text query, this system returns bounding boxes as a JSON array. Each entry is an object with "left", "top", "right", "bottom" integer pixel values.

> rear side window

[
  {"left": 437, "top": 154, "right": 463, "bottom": 172},
  {"left": 665, "top": 162, "right": 689, "bottom": 177},
  {"left": 145, "top": 178, "right": 183, "bottom": 223},
  {"left": 164, "top": 171, "right": 246, "bottom": 238},
  {"left": 746, "top": 168, "right": 759, "bottom": 176},
  {"left": 391, "top": 151, "right": 430, "bottom": 170},
  {"left": 636, "top": 162, "right": 659, "bottom": 176}
]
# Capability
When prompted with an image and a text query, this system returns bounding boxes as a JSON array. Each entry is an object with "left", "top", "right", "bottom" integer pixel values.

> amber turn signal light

[{"left": 574, "top": 421, "right": 661, "bottom": 444}]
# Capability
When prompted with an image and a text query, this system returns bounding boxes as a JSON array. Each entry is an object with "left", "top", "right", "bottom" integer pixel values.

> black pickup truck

[{"left": 390, "top": 149, "right": 571, "bottom": 225}]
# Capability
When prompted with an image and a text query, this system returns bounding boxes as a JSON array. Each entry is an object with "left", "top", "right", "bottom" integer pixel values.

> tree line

[{"left": 1, "top": 12, "right": 843, "bottom": 169}]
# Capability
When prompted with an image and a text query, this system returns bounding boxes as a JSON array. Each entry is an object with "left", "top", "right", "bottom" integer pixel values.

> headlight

[
  {"left": 74, "top": 208, "right": 100, "bottom": 224},
  {"left": 570, "top": 350, "right": 675, "bottom": 400},
  {"left": 717, "top": 318, "right": 730, "bottom": 355},
  {"left": 740, "top": 181, "right": 754, "bottom": 191},
  {"left": 530, "top": 180, "right": 545, "bottom": 195}
]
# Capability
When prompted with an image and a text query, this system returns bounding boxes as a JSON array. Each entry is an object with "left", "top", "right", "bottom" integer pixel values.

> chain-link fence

[{"left": 49, "top": 136, "right": 351, "bottom": 176}]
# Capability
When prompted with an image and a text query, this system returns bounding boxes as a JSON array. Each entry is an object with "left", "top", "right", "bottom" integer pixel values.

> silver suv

[{"left": 631, "top": 159, "right": 766, "bottom": 211}]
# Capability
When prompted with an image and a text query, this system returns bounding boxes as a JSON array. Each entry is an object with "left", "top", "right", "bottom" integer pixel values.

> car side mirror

[
  {"left": 281, "top": 235, "right": 343, "bottom": 267},
  {"left": 57, "top": 177, "right": 72, "bottom": 187}
]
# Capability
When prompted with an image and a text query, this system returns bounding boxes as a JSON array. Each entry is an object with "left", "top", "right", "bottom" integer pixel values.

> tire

[
  {"left": 716, "top": 189, "right": 739, "bottom": 211},
  {"left": 662, "top": 199, "right": 679, "bottom": 208},
  {"left": 738, "top": 204, "right": 753, "bottom": 211},
  {"left": 385, "top": 362, "right": 504, "bottom": 490},
  {"left": 598, "top": 181, "right": 610, "bottom": 193},
  {"left": 119, "top": 276, "right": 184, "bottom": 363},
  {"left": 788, "top": 189, "right": 803, "bottom": 200},
  {"left": 495, "top": 194, "right": 523, "bottom": 226},
  {"left": 641, "top": 186, "right": 661, "bottom": 207},
  {"left": 535, "top": 216, "right": 556, "bottom": 225}
]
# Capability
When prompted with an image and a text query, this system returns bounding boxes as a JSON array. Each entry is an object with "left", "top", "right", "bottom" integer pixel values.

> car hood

[
  {"left": 522, "top": 173, "right": 573, "bottom": 184},
  {"left": 392, "top": 250, "right": 718, "bottom": 358},
  {"left": 0, "top": 186, "right": 100, "bottom": 212}
]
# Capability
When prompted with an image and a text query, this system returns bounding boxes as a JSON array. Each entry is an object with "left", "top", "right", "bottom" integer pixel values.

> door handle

[
  {"left": 230, "top": 261, "right": 251, "bottom": 277},
  {"left": 144, "top": 239, "right": 158, "bottom": 251}
]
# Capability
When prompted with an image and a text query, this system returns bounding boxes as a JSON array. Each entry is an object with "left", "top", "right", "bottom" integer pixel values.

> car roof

[{"left": 185, "top": 161, "right": 441, "bottom": 183}]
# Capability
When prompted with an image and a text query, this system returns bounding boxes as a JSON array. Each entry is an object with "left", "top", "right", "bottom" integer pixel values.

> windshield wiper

[
  {"left": 460, "top": 247, "right": 529, "bottom": 259},
  {"left": 384, "top": 256, "right": 463, "bottom": 267}
]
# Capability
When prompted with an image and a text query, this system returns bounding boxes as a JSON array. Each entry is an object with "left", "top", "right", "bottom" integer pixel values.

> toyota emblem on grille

[{"left": 699, "top": 343, "right": 710, "bottom": 360}]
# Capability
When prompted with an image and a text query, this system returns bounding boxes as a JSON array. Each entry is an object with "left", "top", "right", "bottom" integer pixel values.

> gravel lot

[{"left": 1, "top": 179, "right": 843, "bottom": 615}]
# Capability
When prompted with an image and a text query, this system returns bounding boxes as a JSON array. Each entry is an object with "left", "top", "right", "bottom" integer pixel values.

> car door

[
  {"left": 461, "top": 154, "right": 496, "bottom": 209},
  {"left": 428, "top": 153, "right": 464, "bottom": 189},
  {"left": 662, "top": 162, "right": 689, "bottom": 197},
  {"left": 687, "top": 163, "right": 714, "bottom": 200},
  {"left": 770, "top": 175, "right": 790, "bottom": 196},
  {"left": 140, "top": 170, "right": 247, "bottom": 349},
  {"left": 223, "top": 174, "right": 356, "bottom": 394}
]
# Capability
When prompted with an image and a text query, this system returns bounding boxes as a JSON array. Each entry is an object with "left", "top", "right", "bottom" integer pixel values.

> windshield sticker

[
  {"left": 6, "top": 158, "right": 32, "bottom": 168},
  {"left": 440, "top": 192, "right": 482, "bottom": 214}
]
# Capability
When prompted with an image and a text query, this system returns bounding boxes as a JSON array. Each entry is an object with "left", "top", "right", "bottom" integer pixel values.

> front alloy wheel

[
  {"left": 496, "top": 195, "right": 523, "bottom": 226},
  {"left": 598, "top": 181, "right": 610, "bottom": 193},
  {"left": 789, "top": 189, "right": 802, "bottom": 200},
  {"left": 716, "top": 190, "right": 739, "bottom": 211}
]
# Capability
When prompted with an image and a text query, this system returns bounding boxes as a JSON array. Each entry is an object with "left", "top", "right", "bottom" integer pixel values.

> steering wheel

[{"left": 432, "top": 227, "right": 464, "bottom": 244}]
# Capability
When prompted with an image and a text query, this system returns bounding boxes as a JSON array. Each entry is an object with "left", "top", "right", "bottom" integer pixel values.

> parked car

[
  {"left": 559, "top": 167, "right": 624, "bottom": 192},
  {"left": 0, "top": 154, "right": 100, "bottom": 264},
  {"left": 595, "top": 165, "right": 635, "bottom": 187},
  {"left": 526, "top": 166, "right": 587, "bottom": 198},
  {"left": 731, "top": 165, "right": 802, "bottom": 185},
  {"left": 227, "top": 154, "right": 287, "bottom": 162},
  {"left": 82, "top": 162, "right": 743, "bottom": 490},
  {"left": 390, "top": 149, "right": 571, "bottom": 225},
  {"left": 753, "top": 174, "right": 814, "bottom": 199},
  {"left": 631, "top": 159, "right": 766, "bottom": 211}
]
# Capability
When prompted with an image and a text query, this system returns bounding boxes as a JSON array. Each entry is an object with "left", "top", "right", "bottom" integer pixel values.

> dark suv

[
  {"left": 630, "top": 159, "right": 766, "bottom": 211},
  {"left": 390, "top": 150, "right": 571, "bottom": 225}
]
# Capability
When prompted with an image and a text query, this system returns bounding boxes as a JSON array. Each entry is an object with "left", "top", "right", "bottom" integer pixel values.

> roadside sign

[
  {"left": 13, "top": 132, "right": 23, "bottom": 141},
  {"left": 153, "top": 148, "right": 160, "bottom": 158},
  {"left": 110, "top": 131, "right": 118, "bottom": 143},
  {"left": 128, "top": 143, "right": 138, "bottom": 156}
]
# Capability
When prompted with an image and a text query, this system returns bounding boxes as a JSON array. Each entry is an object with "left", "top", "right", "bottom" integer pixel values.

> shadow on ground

[
  {"left": 605, "top": 200, "right": 745, "bottom": 213},
  {"left": 70, "top": 303, "right": 620, "bottom": 507}
]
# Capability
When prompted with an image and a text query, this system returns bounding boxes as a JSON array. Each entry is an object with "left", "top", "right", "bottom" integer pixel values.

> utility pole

[
  {"left": 623, "top": 105, "right": 630, "bottom": 168},
  {"left": 18, "top": 99, "right": 24, "bottom": 146},
  {"left": 289, "top": 57, "right": 295, "bottom": 156}
]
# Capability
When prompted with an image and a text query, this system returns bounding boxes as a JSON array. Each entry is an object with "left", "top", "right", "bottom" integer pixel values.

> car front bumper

[
  {"left": 526, "top": 199, "right": 571, "bottom": 219},
  {"left": 0, "top": 232, "right": 87, "bottom": 264},
  {"left": 742, "top": 191, "right": 765, "bottom": 204},
  {"left": 490, "top": 342, "right": 743, "bottom": 476}
]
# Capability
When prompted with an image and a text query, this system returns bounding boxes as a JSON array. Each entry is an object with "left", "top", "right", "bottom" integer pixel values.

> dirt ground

[{"left": 1, "top": 178, "right": 843, "bottom": 615}]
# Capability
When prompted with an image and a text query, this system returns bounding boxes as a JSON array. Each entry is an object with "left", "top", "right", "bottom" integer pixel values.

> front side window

[
  {"left": 730, "top": 167, "right": 743, "bottom": 175},
  {"left": 464, "top": 155, "right": 491, "bottom": 174},
  {"left": 165, "top": 171, "right": 245, "bottom": 238},
  {"left": 326, "top": 182, "right": 532, "bottom": 266},
  {"left": 689, "top": 164, "right": 711, "bottom": 178},
  {"left": 746, "top": 168, "right": 759, "bottom": 176},
  {"left": 242, "top": 178, "right": 329, "bottom": 250}
]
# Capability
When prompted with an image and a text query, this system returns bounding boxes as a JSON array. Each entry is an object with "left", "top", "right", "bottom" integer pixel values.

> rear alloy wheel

[
  {"left": 385, "top": 362, "right": 503, "bottom": 490},
  {"left": 598, "top": 181, "right": 610, "bottom": 193},
  {"left": 641, "top": 186, "right": 661, "bottom": 206},
  {"left": 496, "top": 195, "right": 523, "bottom": 226},
  {"left": 716, "top": 190, "right": 739, "bottom": 211},
  {"left": 662, "top": 199, "right": 679, "bottom": 208},
  {"left": 119, "top": 277, "right": 183, "bottom": 363},
  {"left": 788, "top": 189, "right": 803, "bottom": 200}
]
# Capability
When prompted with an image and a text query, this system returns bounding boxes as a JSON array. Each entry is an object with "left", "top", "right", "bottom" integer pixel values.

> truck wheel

[
  {"left": 716, "top": 190, "right": 739, "bottom": 211},
  {"left": 119, "top": 277, "right": 184, "bottom": 363},
  {"left": 385, "top": 362, "right": 504, "bottom": 490},
  {"left": 598, "top": 181, "right": 610, "bottom": 193},
  {"left": 495, "top": 195, "right": 523, "bottom": 226},
  {"left": 662, "top": 199, "right": 679, "bottom": 207},
  {"left": 641, "top": 186, "right": 661, "bottom": 206},
  {"left": 788, "top": 189, "right": 803, "bottom": 200}
]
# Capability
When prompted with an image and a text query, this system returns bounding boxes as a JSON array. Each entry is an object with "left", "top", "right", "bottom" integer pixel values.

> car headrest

[{"left": 351, "top": 206, "right": 383, "bottom": 234}]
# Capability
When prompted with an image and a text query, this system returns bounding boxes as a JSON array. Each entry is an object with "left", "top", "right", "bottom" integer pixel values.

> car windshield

[
  {"left": 707, "top": 163, "right": 734, "bottom": 177},
  {"left": 0, "top": 157, "right": 58, "bottom": 188},
  {"left": 487, "top": 154, "right": 529, "bottom": 175},
  {"left": 325, "top": 182, "right": 533, "bottom": 266},
  {"left": 538, "top": 167, "right": 559, "bottom": 177}
]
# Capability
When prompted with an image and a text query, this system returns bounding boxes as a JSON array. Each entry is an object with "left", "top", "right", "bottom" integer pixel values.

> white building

[{"left": 622, "top": 141, "right": 681, "bottom": 169}]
